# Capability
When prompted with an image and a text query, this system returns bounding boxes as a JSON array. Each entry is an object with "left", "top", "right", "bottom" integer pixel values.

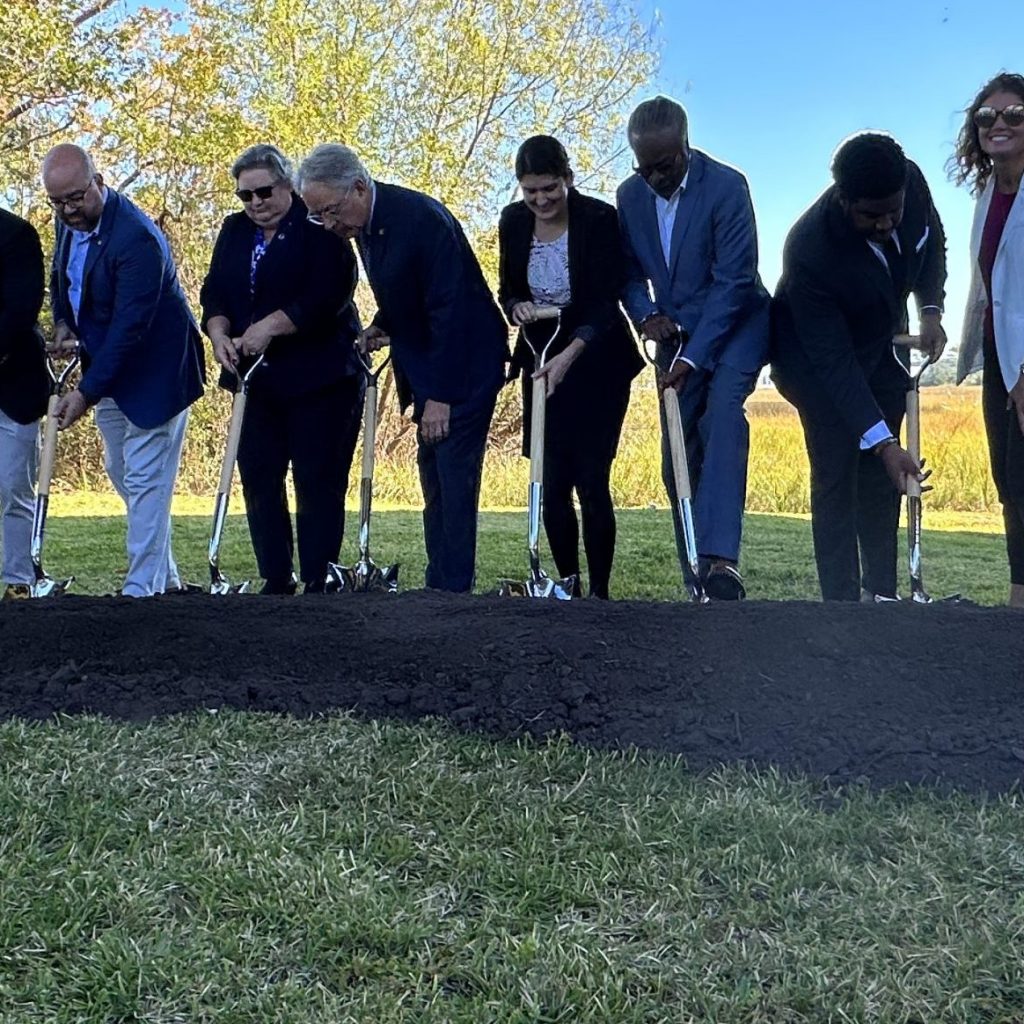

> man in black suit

[
  {"left": 298, "top": 144, "right": 509, "bottom": 593},
  {"left": 0, "top": 209, "right": 48, "bottom": 600},
  {"left": 772, "top": 133, "right": 947, "bottom": 601}
]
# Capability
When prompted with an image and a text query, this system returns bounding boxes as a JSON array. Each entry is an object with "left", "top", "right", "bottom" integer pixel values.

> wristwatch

[{"left": 872, "top": 436, "right": 899, "bottom": 456}]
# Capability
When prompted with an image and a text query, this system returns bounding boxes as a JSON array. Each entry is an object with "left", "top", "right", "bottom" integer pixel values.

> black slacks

[
  {"left": 981, "top": 334, "right": 1024, "bottom": 585},
  {"left": 417, "top": 392, "right": 496, "bottom": 592},
  {"left": 237, "top": 374, "right": 364, "bottom": 586},
  {"left": 542, "top": 386, "right": 630, "bottom": 599},
  {"left": 797, "top": 383, "right": 907, "bottom": 601}
]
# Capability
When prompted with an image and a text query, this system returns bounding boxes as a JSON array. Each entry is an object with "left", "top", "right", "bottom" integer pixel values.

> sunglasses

[
  {"left": 973, "top": 104, "right": 1024, "bottom": 129},
  {"left": 235, "top": 185, "right": 276, "bottom": 203}
]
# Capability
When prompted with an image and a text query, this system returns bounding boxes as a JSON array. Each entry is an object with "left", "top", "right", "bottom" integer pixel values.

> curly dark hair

[
  {"left": 831, "top": 132, "right": 907, "bottom": 201},
  {"left": 948, "top": 71, "right": 1024, "bottom": 195}
]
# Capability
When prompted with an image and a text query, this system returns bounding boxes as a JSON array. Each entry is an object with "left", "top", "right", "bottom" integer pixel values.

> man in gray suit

[{"left": 618, "top": 96, "right": 770, "bottom": 599}]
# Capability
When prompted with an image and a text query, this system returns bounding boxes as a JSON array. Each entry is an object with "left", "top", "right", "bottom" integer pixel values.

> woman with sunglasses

[
  {"left": 951, "top": 73, "right": 1024, "bottom": 607},
  {"left": 498, "top": 135, "right": 643, "bottom": 598},
  {"left": 200, "top": 143, "right": 364, "bottom": 594}
]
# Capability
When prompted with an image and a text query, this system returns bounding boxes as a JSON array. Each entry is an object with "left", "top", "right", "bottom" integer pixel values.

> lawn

[{"left": 3, "top": 503, "right": 1023, "bottom": 1023}]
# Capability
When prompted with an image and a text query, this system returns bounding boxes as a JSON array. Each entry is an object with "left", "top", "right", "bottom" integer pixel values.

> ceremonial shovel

[
  {"left": 29, "top": 349, "right": 80, "bottom": 597},
  {"left": 208, "top": 354, "right": 264, "bottom": 594},
  {"left": 644, "top": 332, "right": 707, "bottom": 603},
  {"left": 326, "top": 350, "right": 398, "bottom": 593},
  {"left": 895, "top": 334, "right": 962, "bottom": 603},
  {"left": 498, "top": 307, "right": 579, "bottom": 599}
]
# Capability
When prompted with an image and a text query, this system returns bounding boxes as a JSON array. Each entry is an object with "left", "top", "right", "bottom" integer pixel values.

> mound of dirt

[{"left": 1, "top": 593, "right": 1022, "bottom": 792}]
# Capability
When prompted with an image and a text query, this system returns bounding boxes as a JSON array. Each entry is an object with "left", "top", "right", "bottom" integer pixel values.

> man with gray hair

[
  {"left": 43, "top": 143, "right": 205, "bottom": 597},
  {"left": 618, "top": 95, "right": 769, "bottom": 600},
  {"left": 299, "top": 143, "right": 508, "bottom": 593}
]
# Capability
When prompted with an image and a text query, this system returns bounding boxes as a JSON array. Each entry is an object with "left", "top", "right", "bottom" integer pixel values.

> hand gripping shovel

[
  {"left": 894, "top": 335, "right": 963, "bottom": 604},
  {"left": 498, "top": 307, "right": 579, "bottom": 599},
  {"left": 643, "top": 331, "right": 707, "bottom": 603},
  {"left": 29, "top": 349, "right": 80, "bottom": 598},
  {"left": 208, "top": 354, "right": 264, "bottom": 595},
  {"left": 325, "top": 350, "right": 398, "bottom": 593}
]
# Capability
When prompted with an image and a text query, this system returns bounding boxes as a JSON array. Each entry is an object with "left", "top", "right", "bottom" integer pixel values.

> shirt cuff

[
  {"left": 860, "top": 420, "right": 893, "bottom": 451},
  {"left": 671, "top": 355, "right": 697, "bottom": 371},
  {"left": 919, "top": 305, "right": 942, "bottom": 316}
]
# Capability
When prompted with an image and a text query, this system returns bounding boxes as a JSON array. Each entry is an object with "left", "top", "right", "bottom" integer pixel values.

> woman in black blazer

[
  {"left": 201, "top": 144, "right": 365, "bottom": 594},
  {"left": 498, "top": 136, "right": 643, "bottom": 598}
]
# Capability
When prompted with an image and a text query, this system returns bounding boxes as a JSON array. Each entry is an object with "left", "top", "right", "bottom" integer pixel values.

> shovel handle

[
  {"left": 218, "top": 390, "right": 248, "bottom": 495},
  {"left": 905, "top": 384, "right": 922, "bottom": 499},
  {"left": 529, "top": 374, "right": 546, "bottom": 484},
  {"left": 531, "top": 306, "right": 560, "bottom": 321},
  {"left": 37, "top": 394, "right": 61, "bottom": 499},
  {"left": 362, "top": 379, "right": 378, "bottom": 482},
  {"left": 662, "top": 386, "right": 693, "bottom": 501}
]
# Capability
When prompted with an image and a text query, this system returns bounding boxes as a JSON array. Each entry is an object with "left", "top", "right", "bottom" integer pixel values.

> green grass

[
  {"left": 39, "top": 503, "right": 1012, "bottom": 605},
  {"left": 5, "top": 505, "right": 1024, "bottom": 1021},
  {"left": 2, "top": 716, "right": 1024, "bottom": 1023}
]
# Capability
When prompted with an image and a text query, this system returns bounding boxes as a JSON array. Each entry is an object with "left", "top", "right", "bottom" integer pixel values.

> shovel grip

[
  {"left": 529, "top": 374, "right": 546, "bottom": 484},
  {"left": 905, "top": 386, "right": 922, "bottom": 499},
  {"left": 218, "top": 390, "right": 248, "bottom": 495},
  {"left": 662, "top": 387, "right": 693, "bottom": 501},
  {"left": 362, "top": 381, "right": 378, "bottom": 482},
  {"left": 37, "top": 394, "right": 62, "bottom": 498}
]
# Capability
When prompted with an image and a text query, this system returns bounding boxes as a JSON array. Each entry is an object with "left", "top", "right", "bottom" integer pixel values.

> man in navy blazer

[
  {"left": 43, "top": 144, "right": 205, "bottom": 597},
  {"left": 299, "top": 144, "right": 508, "bottom": 592},
  {"left": 618, "top": 96, "right": 770, "bottom": 600}
]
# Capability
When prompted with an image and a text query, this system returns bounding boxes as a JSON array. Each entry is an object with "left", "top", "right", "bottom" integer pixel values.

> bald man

[{"left": 43, "top": 144, "right": 205, "bottom": 597}]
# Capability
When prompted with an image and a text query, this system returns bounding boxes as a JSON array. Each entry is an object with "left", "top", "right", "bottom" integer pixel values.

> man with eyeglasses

[
  {"left": 298, "top": 143, "right": 509, "bottom": 593},
  {"left": 617, "top": 95, "right": 770, "bottom": 600},
  {"left": 0, "top": 208, "right": 48, "bottom": 600},
  {"left": 771, "top": 132, "right": 947, "bottom": 602},
  {"left": 42, "top": 143, "right": 205, "bottom": 597}
]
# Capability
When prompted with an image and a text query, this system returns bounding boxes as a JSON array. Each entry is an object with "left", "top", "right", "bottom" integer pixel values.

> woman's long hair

[{"left": 947, "top": 72, "right": 1024, "bottom": 195}]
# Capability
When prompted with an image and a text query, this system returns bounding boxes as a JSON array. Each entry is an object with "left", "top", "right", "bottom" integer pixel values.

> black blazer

[
  {"left": 771, "top": 161, "right": 946, "bottom": 439},
  {"left": 498, "top": 188, "right": 643, "bottom": 387},
  {"left": 361, "top": 182, "right": 509, "bottom": 415},
  {"left": 200, "top": 194, "right": 361, "bottom": 399},
  {"left": 0, "top": 209, "right": 48, "bottom": 424}
]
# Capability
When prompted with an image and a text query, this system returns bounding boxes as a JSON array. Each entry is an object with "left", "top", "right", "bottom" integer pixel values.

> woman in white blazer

[{"left": 951, "top": 72, "right": 1024, "bottom": 607}]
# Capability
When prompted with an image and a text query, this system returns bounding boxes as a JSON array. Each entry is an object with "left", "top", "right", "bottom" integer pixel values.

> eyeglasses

[
  {"left": 306, "top": 192, "right": 352, "bottom": 227},
  {"left": 235, "top": 185, "right": 277, "bottom": 203},
  {"left": 46, "top": 186, "right": 93, "bottom": 211},
  {"left": 973, "top": 104, "right": 1024, "bottom": 129}
]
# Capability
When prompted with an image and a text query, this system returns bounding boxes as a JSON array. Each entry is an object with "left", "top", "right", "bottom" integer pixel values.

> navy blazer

[
  {"left": 50, "top": 189, "right": 205, "bottom": 429},
  {"left": 360, "top": 182, "right": 509, "bottom": 414},
  {"left": 498, "top": 188, "right": 643, "bottom": 386},
  {"left": 0, "top": 209, "right": 48, "bottom": 424},
  {"left": 617, "top": 149, "right": 770, "bottom": 375},
  {"left": 200, "top": 194, "right": 361, "bottom": 398},
  {"left": 771, "top": 161, "right": 947, "bottom": 439}
]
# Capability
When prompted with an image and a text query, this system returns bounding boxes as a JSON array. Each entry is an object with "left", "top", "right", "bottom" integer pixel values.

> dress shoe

[
  {"left": 2, "top": 583, "right": 31, "bottom": 601},
  {"left": 703, "top": 560, "right": 746, "bottom": 600},
  {"left": 260, "top": 573, "right": 298, "bottom": 596}
]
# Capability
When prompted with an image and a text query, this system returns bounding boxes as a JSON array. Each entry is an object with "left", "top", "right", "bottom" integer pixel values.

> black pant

[
  {"left": 417, "top": 393, "right": 495, "bottom": 592},
  {"left": 982, "top": 338, "right": 1024, "bottom": 585},
  {"left": 237, "top": 374, "right": 364, "bottom": 585},
  {"left": 542, "top": 387, "right": 630, "bottom": 599},
  {"left": 798, "top": 385, "right": 906, "bottom": 601}
]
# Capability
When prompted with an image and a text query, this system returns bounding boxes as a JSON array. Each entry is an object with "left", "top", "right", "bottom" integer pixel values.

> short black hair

[
  {"left": 514, "top": 135, "right": 571, "bottom": 179},
  {"left": 627, "top": 96, "right": 688, "bottom": 144},
  {"left": 831, "top": 132, "right": 908, "bottom": 201}
]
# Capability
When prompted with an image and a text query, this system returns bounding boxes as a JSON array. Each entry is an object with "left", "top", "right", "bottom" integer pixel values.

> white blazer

[{"left": 958, "top": 175, "right": 1024, "bottom": 391}]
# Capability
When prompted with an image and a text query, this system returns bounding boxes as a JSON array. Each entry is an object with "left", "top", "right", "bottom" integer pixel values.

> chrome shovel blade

[
  {"left": 210, "top": 567, "right": 250, "bottom": 595},
  {"left": 31, "top": 573, "right": 74, "bottom": 599},
  {"left": 498, "top": 571, "right": 577, "bottom": 600},
  {"left": 326, "top": 560, "right": 399, "bottom": 593}
]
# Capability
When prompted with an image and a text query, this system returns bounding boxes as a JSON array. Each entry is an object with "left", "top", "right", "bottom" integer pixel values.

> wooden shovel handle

[
  {"left": 529, "top": 375, "right": 546, "bottom": 484},
  {"left": 217, "top": 390, "right": 248, "bottom": 495},
  {"left": 37, "top": 395, "right": 61, "bottom": 499},
  {"left": 662, "top": 387, "right": 692, "bottom": 501},
  {"left": 531, "top": 306, "right": 560, "bottom": 320}
]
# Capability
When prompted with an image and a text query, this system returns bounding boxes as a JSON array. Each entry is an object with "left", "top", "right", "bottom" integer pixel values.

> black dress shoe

[
  {"left": 260, "top": 574, "right": 298, "bottom": 596},
  {"left": 703, "top": 561, "right": 746, "bottom": 600},
  {"left": 303, "top": 579, "right": 326, "bottom": 595}
]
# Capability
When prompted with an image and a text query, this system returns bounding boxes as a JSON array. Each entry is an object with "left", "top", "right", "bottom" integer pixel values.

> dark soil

[{"left": 1, "top": 593, "right": 1022, "bottom": 793}]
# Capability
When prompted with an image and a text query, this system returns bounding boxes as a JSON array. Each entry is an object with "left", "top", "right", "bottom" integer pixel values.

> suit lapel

[
  {"left": 667, "top": 184, "right": 699, "bottom": 279},
  {"left": 80, "top": 191, "right": 119, "bottom": 297},
  {"left": 360, "top": 182, "right": 392, "bottom": 283}
]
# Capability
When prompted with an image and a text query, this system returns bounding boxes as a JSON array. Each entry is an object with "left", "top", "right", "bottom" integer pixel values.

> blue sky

[{"left": 640, "top": 0, "right": 1019, "bottom": 342}]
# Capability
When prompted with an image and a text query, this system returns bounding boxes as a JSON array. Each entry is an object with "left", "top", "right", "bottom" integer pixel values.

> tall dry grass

[{"left": 54, "top": 380, "right": 995, "bottom": 513}]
